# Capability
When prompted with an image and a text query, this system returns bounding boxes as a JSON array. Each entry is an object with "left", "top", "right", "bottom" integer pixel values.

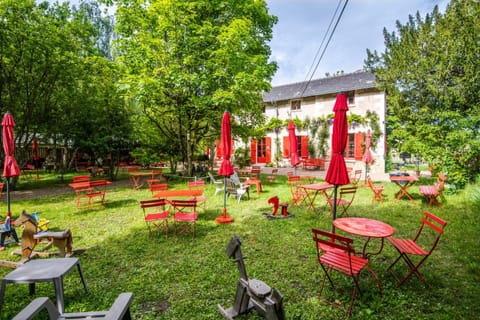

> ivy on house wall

[{"left": 263, "top": 111, "right": 382, "bottom": 160}]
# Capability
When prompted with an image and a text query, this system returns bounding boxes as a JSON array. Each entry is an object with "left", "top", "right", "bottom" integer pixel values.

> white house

[{"left": 257, "top": 71, "right": 387, "bottom": 180}]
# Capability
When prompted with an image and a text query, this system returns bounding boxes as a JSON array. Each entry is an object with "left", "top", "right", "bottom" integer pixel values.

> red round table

[{"left": 333, "top": 217, "right": 395, "bottom": 258}]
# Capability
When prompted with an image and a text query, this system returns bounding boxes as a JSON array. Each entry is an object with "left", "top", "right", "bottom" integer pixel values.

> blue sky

[
  {"left": 266, "top": 0, "right": 450, "bottom": 85},
  {"left": 49, "top": 0, "right": 449, "bottom": 86}
]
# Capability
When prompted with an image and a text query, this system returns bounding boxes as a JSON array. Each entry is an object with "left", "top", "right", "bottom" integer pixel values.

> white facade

[{"left": 260, "top": 71, "right": 388, "bottom": 180}]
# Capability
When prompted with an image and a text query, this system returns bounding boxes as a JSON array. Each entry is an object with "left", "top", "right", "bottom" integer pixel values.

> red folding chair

[
  {"left": 149, "top": 183, "right": 168, "bottom": 196},
  {"left": 171, "top": 199, "right": 199, "bottom": 240},
  {"left": 367, "top": 176, "right": 385, "bottom": 203},
  {"left": 419, "top": 173, "right": 447, "bottom": 207},
  {"left": 140, "top": 199, "right": 170, "bottom": 238},
  {"left": 187, "top": 180, "right": 207, "bottom": 211},
  {"left": 312, "top": 228, "right": 381, "bottom": 318},
  {"left": 288, "top": 176, "right": 308, "bottom": 207},
  {"left": 387, "top": 211, "right": 447, "bottom": 286},
  {"left": 325, "top": 186, "right": 357, "bottom": 216}
]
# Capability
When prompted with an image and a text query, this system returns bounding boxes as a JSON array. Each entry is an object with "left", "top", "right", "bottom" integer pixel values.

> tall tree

[
  {"left": 0, "top": 0, "right": 133, "bottom": 179},
  {"left": 365, "top": 0, "right": 480, "bottom": 187},
  {"left": 110, "top": 0, "right": 277, "bottom": 176}
]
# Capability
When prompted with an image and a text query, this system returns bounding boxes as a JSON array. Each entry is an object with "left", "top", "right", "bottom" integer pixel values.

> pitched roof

[{"left": 263, "top": 71, "right": 377, "bottom": 103}]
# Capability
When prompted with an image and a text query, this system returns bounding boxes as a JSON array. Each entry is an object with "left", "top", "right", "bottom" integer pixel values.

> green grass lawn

[{"left": 0, "top": 172, "right": 478, "bottom": 319}]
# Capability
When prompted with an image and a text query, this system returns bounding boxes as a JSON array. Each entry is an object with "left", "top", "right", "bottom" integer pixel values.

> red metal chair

[
  {"left": 140, "top": 199, "right": 170, "bottom": 238},
  {"left": 288, "top": 176, "right": 308, "bottom": 207},
  {"left": 312, "top": 228, "right": 381, "bottom": 318},
  {"left": 267, "top": 168, "right": 278, "bottom": 184},
  {"left": 171, "top": 199, "right": 199, "bottom": 240},
  {"left": 147, "top": 169, "right": 163, "bottom": 186},
  {"left": 149, "top": 183, "right": 168, "bottom": 196},
  {"left": 325, "top": 186, "right": 357, "bottom": 216},
  {"left": 367, "top": 176, "right": 385, "bottom": 203},
  {"left": 187, "top": 180, "right": 207, "bottom": 211},
  {"left": 419, "top": 173, "right": 447, "bottom": 207},
  {"left": 350, "top": 169, "right": 362, "bottom": 186},
  {"left": 387, "top": 211, "right": 447, "bottom": 287}
]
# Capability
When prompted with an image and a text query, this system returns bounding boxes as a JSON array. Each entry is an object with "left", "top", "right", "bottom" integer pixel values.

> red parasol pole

[
  {"left": 288, "top": 121, "right": 301, "bottom": 175},
  {"left": 362, "top": 130, "right": 373, "bottom": 185},
  {"left": 2, "top": 112, "right": 20, "bottom": 217},
  {"left": 216, "top": 111, "right": 234, "bottom": 224},
  {"left": 32, "top": 138, "right": 40, "bottom": 180},
  {"left": 325, "top": 94, "right": 350, "bottom": 232}
]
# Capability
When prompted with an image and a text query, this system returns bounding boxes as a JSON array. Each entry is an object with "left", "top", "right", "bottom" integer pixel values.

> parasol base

[{"left": 215, "top": 215, "right": 234, "bottom": 224}]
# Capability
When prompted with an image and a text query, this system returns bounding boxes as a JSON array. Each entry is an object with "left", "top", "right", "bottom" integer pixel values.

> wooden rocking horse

[
  {"left": 13, "top": 210, "right": 75, "bottom": 263},
  {"left": 218, "top": 236, "right": 285, "bottom": 320},
  {"left": 263, "top": 196, "right": 292, "bottom": 219}
]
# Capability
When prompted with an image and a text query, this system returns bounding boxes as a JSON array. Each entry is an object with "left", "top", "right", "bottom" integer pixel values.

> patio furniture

[
  {"left": 13, "top": 292, "right": 133, "bottom": 320},
  {"left": 187, "top": 180, "right": 207, "bottom": 211},
  {"left": 129, "top": 171, "right": 155, "bottom": 190},
  {"left": 73, "top": 175, "right": 90, "bottom": 183},
  {"left": 288, "top": 176, "right": 309, "bottom": 207},
  {"left": 68, "top": 179, "right": 112, "bottom": 208},
  {"left": 266, "top": 168, "right": 278, "bottom": 183},
  {"left": 146, "top": 169, "right": 164, "bottom": 186},
  {"left": 0, "top": 258, "right": 88, "bottom": 314},
  {"left": 387, "top": 211, "right": 447, "bottom": 287},
  {"left": 312, "top": 228, "right": 382, "bottom": 318},
  {"left": 350, "top": 169, "right": 362, "bottom": 186},
  {"left": 367, "top": 176, "right": 385, "bottom": 203},
  {"left": 208, "top": 172, "right": 224, "bottom": 195},
  {"left": 419, "top": 173, "right": 447, "bottom": 207},
  {"left": 244, "top": 178, "right": 262, "bottom": 196},
  {"left": 390, "top": 173, "right": 419, "bottom": 203},
  {"left": 149, "top": 183, "right": 168, "bottom": 196},
  {"left": 249, "top": 167, "right": 261, "bottom": 180},
  {"left": 325, "top": 186, "right": 357, "bottom": 217},
  {"left": 225, "top": 179, "right": 249, "bottom": 203},
  {"left": 300, "top": 182, "right": 334, "bottom": 214},
  {"left": 171, "top": 199, "right": 199, "bottom": 240},
  {"left": 140, "top": 199, "right": 170, "bottom": 238},
  {"left": 152, "top": 189, "right": 203, "bottom": 199},
  {"left": 301, "top": 158, "right": 325, "bottom": 170},
  {"left": 333, "top": 217, "right": 395, "bottom": 258}
]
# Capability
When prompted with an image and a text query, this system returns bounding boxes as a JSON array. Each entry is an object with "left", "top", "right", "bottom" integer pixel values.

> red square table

[
  {"left": 390, "top": 175, "right": 419, "bottom": 203},
  {"left": 300, "top": 182, "right": 334, "bottom": 214}
]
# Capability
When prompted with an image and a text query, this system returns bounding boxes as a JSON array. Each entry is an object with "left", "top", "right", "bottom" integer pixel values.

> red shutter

[
  {"left": 265, "top": 137, "right": 272, "bottom": 163},
  {"left": 354, "top": 133, "right": 364, "bottom": 160},
  {"left": 301, "top": 136, "right": 308, "bottom": 158},
  {"left": 250, "top": 139, "right": 257, "bottom": 164},
  {"left": 216, "top": 140, "right": 222, "bottom": 159},
  {"left": 283, "top": 136, "right": 289, "bottom": 158}
]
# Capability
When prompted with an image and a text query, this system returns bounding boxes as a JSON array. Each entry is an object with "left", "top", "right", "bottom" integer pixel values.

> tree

[
  {"left": 111, "top": 0, "right": 277, "bottom": 176},
  {"left": 365, "top": 0, "right": 480, "bottom": 187},
  {"left": 0, "top": 0, "right": 134, "bottom": 181}
]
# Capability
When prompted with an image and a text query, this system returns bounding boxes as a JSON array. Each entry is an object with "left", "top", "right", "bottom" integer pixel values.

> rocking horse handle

[{"left": 232, "top": 255, "right": 247, "bottom": 264}]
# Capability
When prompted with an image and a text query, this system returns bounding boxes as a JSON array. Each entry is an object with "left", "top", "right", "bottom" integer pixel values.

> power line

[{"left": 298, "top": 0, "right": 349, "bottom": 98}]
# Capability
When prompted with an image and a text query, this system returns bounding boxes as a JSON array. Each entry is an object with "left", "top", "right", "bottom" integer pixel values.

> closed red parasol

[
  {"left": 32, "top": 138, "right": 40, "bottom": 180},
  {"left": 2, "top": 112, "right": 20, "bottom": 216},
  {"left": 325, "top": 93, "right": 350, "bottom": 228},
  {"left": 288, "top": 121, "right": 301, "bottom": 174},
  {"left": 362, "top": 129, "right": 373, "bottom": 184},
  {"left": 216, "top": 111, "right": 234, "bottom": 224}
]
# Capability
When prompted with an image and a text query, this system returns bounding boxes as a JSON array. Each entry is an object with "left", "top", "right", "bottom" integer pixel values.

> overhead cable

[{"left": 298, "top": 0, "right": 349, "bottom": 98}]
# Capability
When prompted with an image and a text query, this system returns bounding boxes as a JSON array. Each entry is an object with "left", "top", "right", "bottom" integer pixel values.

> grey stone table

[{"left": 0, "top": 258, "right": 88, "bottom": 315}]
